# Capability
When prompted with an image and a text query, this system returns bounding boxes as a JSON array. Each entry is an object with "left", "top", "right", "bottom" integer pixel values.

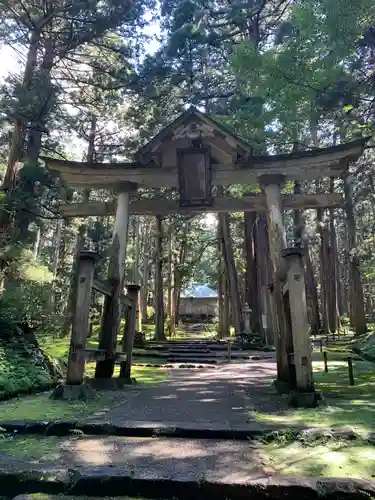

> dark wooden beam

[{"left": 92, "top": 279, "right": 114, "bottom": 297}]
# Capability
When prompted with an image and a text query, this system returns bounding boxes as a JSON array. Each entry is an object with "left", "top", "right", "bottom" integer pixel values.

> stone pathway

[
  {"left": 87, "top": 361, "right": 287, "bottom": 430},
  {"left": 33, "top": 435, "right": 268, "bottom": 481}
]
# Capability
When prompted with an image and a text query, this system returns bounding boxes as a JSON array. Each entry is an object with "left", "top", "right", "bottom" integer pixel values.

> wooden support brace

[
  {"left": 66, "top": 250, "right": 99, "bottom": 385},
  {"left": 282, "top": 247, "right": 314, "bottom": 392},
  {"left": 92, "top": 279, "right": 114, "bottom": 297},
  {"left": 120, "top": 284, "right": 140, "bottom": 379}
]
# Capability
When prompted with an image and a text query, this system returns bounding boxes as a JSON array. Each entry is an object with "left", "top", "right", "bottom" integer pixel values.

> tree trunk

[
  {"left": 303, "top": 237, "right": 321, "bottom": 334},
  {"left": 294, "top": 180, "right": 320, "bottom": 334},
  {"left": 255, "top": 212, "right": 272, "bottom": 343},
  {"left": 343, "top": 173, "right": 367, "bottom": 335},
  {"left": 33, "top": 225, "right": 42, "bottom": 260},
  {"left": 170, "top": 222, "right": 189, "bottom": 332},
  {"left": 154, "top": 215, "right": 165, "bottom": 340},
  {"left": 49, "top": 219, "right": 62, "bottom": 313},
  {"left": 293, "top": 181, "right": 304, "bottom": 247},
  {"left": 244, "top": 212, "right": 260, "bottom": 332},
  {"left": 141, "top": 221, "right": 151, "bottom": 324},
  {"left": 133, "top": 216, "right": 142, "bottom": 332},
  {"left": 328, "top": 178, "right": 340, "bottom": 332},
  {"left": 15, "top": 37, "right": 56, "bottom": 238},
  {"left": 166, "top": 229, "right": 173, "bottom": 335},
  {"left": 61, "top": 116, "right": 96, "bottom": 335},
  {"left": 217, "top": 218, "right": 229, "bottom": 338},
  {"left": 317, "top": 207, "right": 329, "bottom": 334},
  {"left": 0, "top": 30, "right": 40, "bottom": 243},
  {"left": 219, "top": 213, "right": 242, "bottom": 334}
]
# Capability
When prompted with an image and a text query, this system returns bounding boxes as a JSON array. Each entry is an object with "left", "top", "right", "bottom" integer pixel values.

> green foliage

[
  {"left": 0, "top": 324, "right": 56, "bottom": 394},
  {"left": 0, "top": 245, "right": 53, "bottom": 326}
]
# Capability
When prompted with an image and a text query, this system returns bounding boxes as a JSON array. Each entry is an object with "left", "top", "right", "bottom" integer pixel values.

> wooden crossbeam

[
  {"left": 120, "top": 294, "right": 133, "bottom": 308},
  {"left": 58, "top": 193, "right": 344, "bottom": 218},
  {"left": 43, "top": 138, "right": 368, "bottom": 188},
  {"left": 82, "top": 348, "right": 127, "bottom": 363},
  {"left": 92, "top": 279, "right": 114, "bottom": 297}
]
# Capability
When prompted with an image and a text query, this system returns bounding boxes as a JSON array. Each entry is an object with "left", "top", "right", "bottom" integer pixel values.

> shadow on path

[{"left": 87, "top": 361, "right": 287, "bottom": 429}]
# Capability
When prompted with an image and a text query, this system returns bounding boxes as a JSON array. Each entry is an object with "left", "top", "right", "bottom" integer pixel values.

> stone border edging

[
  {"left": 132, "top": 363, "right": 219, "bottom": 369},
  {"left": 0, "top": 464, "right": 374, "bottom": 499},
  {"left": 0, "top": 420, "right": 374, "bottom": 443},
  {"left": 0, "top": 420, "right": 273, "bottom": 439}
]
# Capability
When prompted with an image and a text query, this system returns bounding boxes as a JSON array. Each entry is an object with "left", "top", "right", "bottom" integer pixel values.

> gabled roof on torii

[{"left": 43, "top": 107, "right": 369, "bottom": 189}]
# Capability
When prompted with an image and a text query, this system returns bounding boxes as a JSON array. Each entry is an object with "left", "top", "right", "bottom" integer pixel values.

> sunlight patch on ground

[
  {"left": 262, "top": 441, "right": 375, "bottom": 479},
  {"left": 0, "top": 366, "right": 167, "bottom": 421},
  {"left": 254, "top": 357, "right": 375, "bottom": 434}
]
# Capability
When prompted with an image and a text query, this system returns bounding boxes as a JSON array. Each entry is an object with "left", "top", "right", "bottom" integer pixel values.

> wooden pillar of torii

[
  {"left": 95, "top": 183, "right": 137, "bottom": 380},
  {"left": 260, "top": 175, "right": 294, "bottom": 389},
  {"left": 260, "top": 175, "right": 314, "bottom": 401}
]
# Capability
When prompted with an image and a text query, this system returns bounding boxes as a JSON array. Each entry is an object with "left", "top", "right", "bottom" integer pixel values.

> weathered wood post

[
  {"left": 120, "top": 284, "right": 140, "bottom": 380},
  {"left": 95, "top": 184, "right": 135, "bottom": 380},
  {"left": 51, "top": 250, "right": 99, "bottom": 400},
  {"left": 282, "top": 248, "right": 315, "bottom": 406},
  {"left": 66, "top": 250, "right": 98, "bottom": 385},
  {"left": 259, "top": 175, "right": 293, "bottom": 391},
  {"left": 348, "top": 357, "right": 354, "bottom": 386}
]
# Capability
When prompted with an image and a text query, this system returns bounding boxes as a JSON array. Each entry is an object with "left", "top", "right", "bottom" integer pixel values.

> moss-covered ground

[
  {"left": 260, "top": 436, "right": 375, "bottom": 479},
  {"left": 254, "top": 348, "right": 375, "bottom": 435},
  {"left": 0, "top": 432, "right": 374, "bottom": 479}
]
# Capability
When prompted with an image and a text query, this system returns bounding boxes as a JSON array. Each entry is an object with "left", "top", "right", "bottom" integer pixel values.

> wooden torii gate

[{"left": 44, "top": 107, "right": 368, "bottom": 404}]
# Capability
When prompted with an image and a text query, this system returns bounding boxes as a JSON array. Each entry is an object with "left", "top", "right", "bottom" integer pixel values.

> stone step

[
  {"left": 1, "top": 438, "right": 369, "bottom": 500},
  {"left": 168, "top": 352, "right": 250, "bottom": 359},
  {"left": 167, "top": 358, "right": 221, "bottom": 364},
  {"left": 168, "top": 349, "right": 212, "bottom": 354},
  {"left": 144, "top": 344, "right": 243, "bottom": 352}
]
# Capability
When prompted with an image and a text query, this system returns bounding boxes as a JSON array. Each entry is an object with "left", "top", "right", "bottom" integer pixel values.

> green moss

[
  {"left": 0, "top": 392, "right": 117, "bottom": 421},
  {"left": 0, "top": 366, "right": 167, "bottom": 421},
  {"left": 0, "top": 435, "right": 63, "bottom": 461},
  {"left": 84, "top": 364, "right": 168, "bottom": 385},
  {"left": 255, "top": 357, "right": 375, "bottom": 434},
  {"left": 261, "top": 439, "right": 375, "bottom": 479},
  {"left": 0, "top": 325, "right": 57, "bottom": 396}
]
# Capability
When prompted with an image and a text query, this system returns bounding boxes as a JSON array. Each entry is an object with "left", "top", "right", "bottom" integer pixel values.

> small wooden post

[
  {"left": 320, "top": 339, "right": 323, "bottom": 352},
  {"left": 323, "top": 351, "right": 328, "bottom": 373},
  {"left": 348, "top": 357, "right": 355, "bottom": 385},
  {"left": 260, "top": 175, "right": 292, "bottom": 388},
  {"left": 243, "top": 302, "right": 252, "bottom": 335},
  {"left": 227, "top": 339, "right": 232, "bottom": 362},
  {"left": 96, "top": 184, "right": 135, "bottom": 379},
  {"left": 120, "top": 284, "right": 140, "bottom": 379},
  {"left": 282, "top": 247, "right": 314, "bottom": 392},
  {"left": 66, "top": 250, "right": 98, "bottom": 385}
]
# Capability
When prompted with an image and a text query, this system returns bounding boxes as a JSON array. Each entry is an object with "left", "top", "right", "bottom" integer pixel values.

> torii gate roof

[{"left": 43, "top": 107, "right": 368, "bottom": 189}]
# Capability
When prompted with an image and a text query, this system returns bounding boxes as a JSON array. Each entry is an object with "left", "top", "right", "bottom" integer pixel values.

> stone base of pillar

[
  {"left": 273, "top": 379, "right": 293, "bottom": 394},
  {"left": 87, "top": 377, "right": 137, "bottom": 391},
  {"left": 288, "top": 390, "right": 322, "bottom": 408},
  {"left": 50, "top": 383, "right": 95, "bottom": 401}
]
